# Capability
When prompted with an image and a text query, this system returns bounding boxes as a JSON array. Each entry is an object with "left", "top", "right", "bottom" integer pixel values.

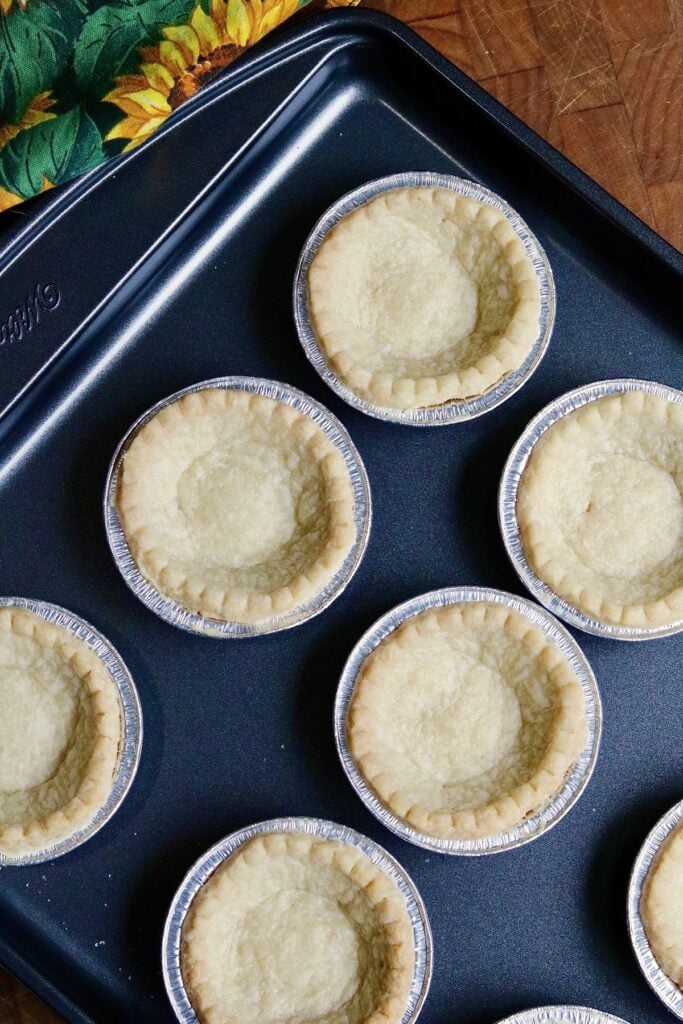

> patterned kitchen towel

[{"left": 0, "top": 0, "right": 359, "bottom": 212}]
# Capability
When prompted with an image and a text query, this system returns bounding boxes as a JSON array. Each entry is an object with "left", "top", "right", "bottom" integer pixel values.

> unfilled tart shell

[
  {"left": 0, "top": 608, "right": 122, "bottom": 856},
  {"left": 116, "top": 388, "right": 357, "bottom": 624},
  {"left": 308, "top": 186, "right": 541, "bottom": 410},
  {"left": 348, "top": 602, "right": 587, "bottom": 842},
  {"left": 517, "top": 391, "right": 683, "bottom": 629},
  {"left": 641, "top": 822, "right": 683, "bottom": 988},
  {"left": 180, "top": 831, "right": 415, "bottom": 1024}
]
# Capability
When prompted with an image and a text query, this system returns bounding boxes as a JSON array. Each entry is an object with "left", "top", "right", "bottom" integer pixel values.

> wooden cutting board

[
  {"left": 0, "top": 2, "right": 679, "bottom": 1022},
  {"left": 367, "top": 0, "right": 682, "bottom": 251}
]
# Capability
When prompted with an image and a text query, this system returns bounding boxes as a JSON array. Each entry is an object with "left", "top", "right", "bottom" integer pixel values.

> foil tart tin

[
  {"left": 335, "top": 586, "right": 601, "bottom": 856},
  {"left": 161, "top": 816, "right": 433, "bottom": 1024},
  {"left": 0, "top": 597, "right": 142, "bottom": 867},
  {"left": 628, "top": 798, "right": 683, "bottom": 1020},
  {"left": 104, "top": 377, "right": 372, "bottom": 638},
  {"left": 499, "top": 378, "right": 683, "bottom": 641},
  {"left": 495, "top": 1006, "right": 631, "bottom": 1024},
  {"left": 293, "top": 171, "right": 555, "bottom": 426}
]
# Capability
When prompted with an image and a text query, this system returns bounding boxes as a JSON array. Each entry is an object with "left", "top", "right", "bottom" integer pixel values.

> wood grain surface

[
  {"left": 367, "top": 0, "right": 683, "bottom": 249},
  {"left": 0, "top": 2, "right": 680, "bottom": 1023}
]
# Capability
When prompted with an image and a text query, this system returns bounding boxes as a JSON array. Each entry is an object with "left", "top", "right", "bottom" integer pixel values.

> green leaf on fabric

[
  {"left": 0, "top": 106, "right": 103, "bottom": 198},
  {"left": 0, "top": 0, "right": 87, "bottom": 123},
  {"left": 73, "top": 0, "right": 196, "bottom": 96}
]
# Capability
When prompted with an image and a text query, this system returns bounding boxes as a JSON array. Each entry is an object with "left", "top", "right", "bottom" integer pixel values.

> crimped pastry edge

[
  {"left": 180, "top": 831, "right": 415, "bottom": 1024},
  {"left": 308, "top": 187, "right": 542, "bottom": 411},
  {"left": 517, "top": 391, "right": 683, "bottom": 629},
  {"left": 641, "top": 821, "right": 683, "bottom": 989},
  {"left": 348, "top": 602, "right": 587, "bottom": 842},
  {"left": 0, "top": 607, "right": 122, "bottom": 856},
  {"left": 116, "top": 388, "right": 357, "bottom": 624}
]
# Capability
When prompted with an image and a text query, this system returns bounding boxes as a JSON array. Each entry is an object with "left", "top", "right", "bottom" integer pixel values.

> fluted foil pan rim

[
  {"left": 293, "top": 172, "right": 555, "bottom": 425},
  {"left": 161, "top": 816, "right": 432, "bottom": 1024},
  {"left": 104, "top": 377, "right": 372, "bottom": 638},
  {"left": 499, "top": 378, "right": 683, "bottom": 640},
  {"left": 0, "top": 597, "right": 142, "bottom": 866},
  {"left": 628, "top": 798, "right": 683, "bottom": 1019},
  {"left": 335, "top": 586, "right": 601, "bottom": 855}
]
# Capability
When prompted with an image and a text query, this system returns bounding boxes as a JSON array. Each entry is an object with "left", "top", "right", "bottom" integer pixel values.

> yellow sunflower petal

[
  {"left": 141, "top": 62, "right": 174, "bottom": 95},
  {"left": 210, "top": 0, "right": 228, "bottom": 26},
  {"left": 0, "top": 186, "right": 22, "bottom": 211},
  {"left": 120, "top": 114, "right": 170, "bottom": 152},
  {"left": 105, "top": 115, "right": 148, "bottom": 142},
  {"left": 0, "top": 124, "right": 22, "bottom": 149},
  {"left": 119, "top": 88, "right": 171, "bottom": 115},
  {"left": 0, "top": 91, "right": 56, "bottom": 151},
  {"left": 105, "top": 75, "right": 150, "bottom": 99},
  {"left": 23, "top": 107, "right": 56, "bottom": 129},
  {"left": 158, "top": 40, "right": 189, "bottom": 77},
  {"left": 163, "top": 24, "right": 200, "bottom": 66},
  {"left": 191, "top": 3, "right": 222, "bottom": 55},
  {"left": 226, "top": 0, "right": 252, "bottom": 47},
  {"left": 121, "top": 136, "right": 151, "bottom": 153},
  {"left": 129, "top": 114, "right": 167, "bottom": 140},
  {"left": 139, "top": 44, "right": 162, "bottom": 65},
  {"left": 31, "top": 92, "right": 56, "bottom": 114},
  {"left": 257, "top": 0, "right": 297, "bottom": 40}
]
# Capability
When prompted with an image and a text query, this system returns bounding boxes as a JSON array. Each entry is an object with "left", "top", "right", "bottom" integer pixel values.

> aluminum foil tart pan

[
  {"left": 335, "top": 586, "right": 601, "bottom": 856},
  {"left": 104, "top": 377, "right": 372, "bottom": 638},
  {"left": 495, "top": 1007, "right": 631, "bottom": 1024},
  {"left": 293, "top": 172, "right": 555, "bottom": 426},
  {"left": 161, "top": 816, "right": 432, "bottom": 1024},
  {"left": 628, "top": 798, "right": 683, "bottom": 1020},
  {"left": 499, "top": 378, "right": 683, "bottom": 641},
  {"left": 0, "top": 597, "right": 142, "bottom": 866}
]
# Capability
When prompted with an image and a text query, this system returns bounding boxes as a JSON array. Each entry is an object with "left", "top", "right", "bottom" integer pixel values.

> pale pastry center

[
  {"left": 0, "top": 658, "right": 80, "bottom": 792},
  {"left": 569, "top": 457, "right": 681, "bottom": 579},
  {"left": 359, "top": 225, "right": 478, "bottom": 357},
  {"left": 399, "top": 658, "right": 521, "bottom": 782},
  {"left": 235, "top": 890, "right": 361, "bottom": 1022},
  {"left": 177, "top": 446, "right": 297, "bottom": 568}
]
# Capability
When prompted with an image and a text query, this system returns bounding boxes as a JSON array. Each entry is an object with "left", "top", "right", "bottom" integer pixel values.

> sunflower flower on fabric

[
  {"left": 105, "top": 0, "right": 302, "bottom": 151},
  {"left": 0, "top": 0, "right": 359, "bottom": 210}
]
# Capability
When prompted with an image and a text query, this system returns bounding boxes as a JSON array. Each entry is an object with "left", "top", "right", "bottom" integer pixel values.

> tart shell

[
  {"left": 114, "top": 383, "right": 361, "bottom": 628},
  {"left": 336, "top": 588, "right": 600, "bottom": 854},
  {"left": 347, "top": 601, "right": 587, "bottom": 842},
  {"left": 514, "top": 387, "right": 683, "bottom": 631},
  {"left": 307, "top": 184, "right": 542, "bottom": 411},
  {"left": 0, "top": 607, "right": 122, "bottom": 857}
]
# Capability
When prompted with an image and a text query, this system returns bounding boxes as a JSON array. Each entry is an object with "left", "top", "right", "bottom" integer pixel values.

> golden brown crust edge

[
  {"left": 0, "top": 608, "right": 122, "bottom": 856},
  {"left": 348, "top": 604, "right": 588, "bottom": 842},
  {"left": 180, "top": 832, "right": 415, "bottom": 1024},
  {"left": 116, "top": 389, "right": 358, "bottom": 624}
]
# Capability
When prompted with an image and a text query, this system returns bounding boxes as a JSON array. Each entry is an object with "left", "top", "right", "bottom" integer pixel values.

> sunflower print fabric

[{"left": 0, "top": 0, "right": 359, "bottom": 212}]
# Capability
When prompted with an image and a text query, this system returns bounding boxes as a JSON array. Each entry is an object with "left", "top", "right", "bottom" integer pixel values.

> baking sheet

[{"left": 0, "top": 9, "right": 680, "bottom": 1024}]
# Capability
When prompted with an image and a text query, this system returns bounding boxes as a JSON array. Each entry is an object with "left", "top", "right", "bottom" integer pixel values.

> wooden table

[
  {"left": 0, "top": 2, "right": 679, "bottom": 1022},
  {"left": 366, "top": 0, "right": 682, "bottom": 250}
]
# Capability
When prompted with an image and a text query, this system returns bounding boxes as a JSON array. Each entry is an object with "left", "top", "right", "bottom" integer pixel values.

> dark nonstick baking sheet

[{"left": 0, "top": 10, "right": 681, "bottom": 1024}]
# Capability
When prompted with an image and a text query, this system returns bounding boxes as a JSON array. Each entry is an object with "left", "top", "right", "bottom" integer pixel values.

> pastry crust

[
  {"left": 0, "top": 608, "right": 122, "bottom": 856},
  {"left": 117, "top": 389, "right": 357, "bottom": 624},
  {"left": 308, "top": 186, "right": 541, "bottom": 410},
  {"left": 517, "top": 391, "right": 683, "bottom": 628},
  {"left": 348, "top": 602, "right": 587, "bottom": 841},
  {"left": 642, "top": 822, "right": 683, "bottom": 988},
  {"left": 180, "top": 832, "right": 415, "bottom": 1024}
]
